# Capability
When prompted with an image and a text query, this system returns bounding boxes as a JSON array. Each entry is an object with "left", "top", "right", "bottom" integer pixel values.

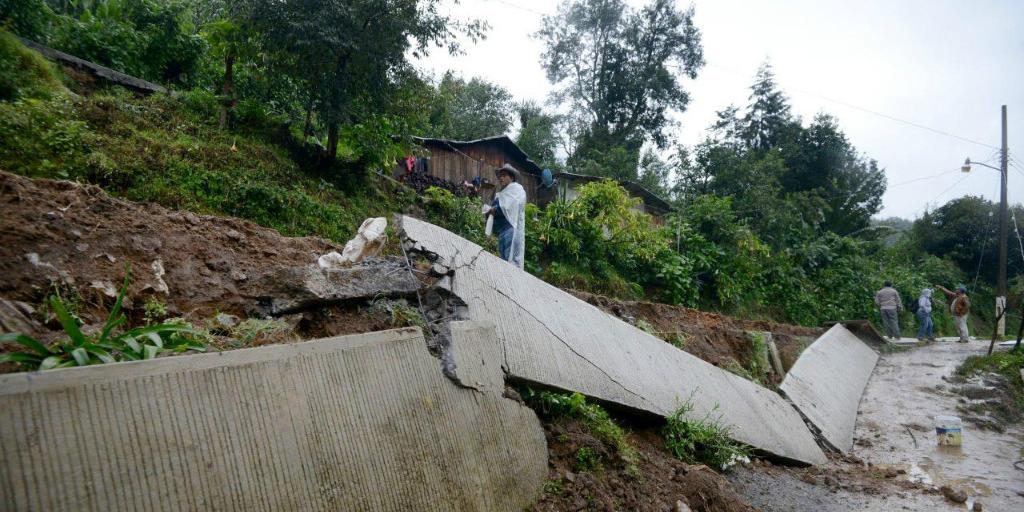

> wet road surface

[{"left": 853, "top": 340, "right": 1024, "bottom": 510}]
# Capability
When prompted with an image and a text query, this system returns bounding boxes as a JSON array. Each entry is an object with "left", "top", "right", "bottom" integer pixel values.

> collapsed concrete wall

[
  {"left": 400, "top": 215, "right": 827, "bottom": 465},
  {"left": 780, "top": 324, "right": 879, "bottom": 453},
  {"left": 0, "top": 328, "right": 547, "bottom": 511}
]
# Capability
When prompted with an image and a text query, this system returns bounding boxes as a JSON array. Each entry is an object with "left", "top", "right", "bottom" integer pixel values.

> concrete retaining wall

[
  {"left": 401, "top": 216, "right": 827, "bottom": 465},
  {"left": 0, "top": 328, "right": 547, "bottom": 511},
  {"left": 780, "top": 323, "right": 879, "bottom": 453}
]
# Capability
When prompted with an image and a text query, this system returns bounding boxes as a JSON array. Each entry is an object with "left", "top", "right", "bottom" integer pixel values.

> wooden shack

[{"left": 396, "top": 136, "right": 553, "bottom": 204}]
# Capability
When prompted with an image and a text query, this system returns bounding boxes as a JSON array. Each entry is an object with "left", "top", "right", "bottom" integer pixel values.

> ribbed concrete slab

[
  {"left": 780, "top": 323, "right": 879, "bottom": 453},
  {"left": 400, "top": 216, "right": 827, "bottom": 465},
  {"left": 0, "top": 328, "right": 547, "bottom": 511}
]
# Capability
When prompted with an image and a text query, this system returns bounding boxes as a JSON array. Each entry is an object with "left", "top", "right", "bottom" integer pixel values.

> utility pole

[{"left": 997, "top": 105, "right": 1008, "bottom": 337}]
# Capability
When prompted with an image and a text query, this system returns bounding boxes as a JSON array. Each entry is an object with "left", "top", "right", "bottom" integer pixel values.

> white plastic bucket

[{"left": 934, "top": 415, "right": 962, "bottom": 446}]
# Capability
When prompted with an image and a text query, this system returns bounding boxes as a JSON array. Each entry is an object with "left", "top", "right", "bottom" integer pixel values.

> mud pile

[{"left": 0, "top": 170, "right": 418, "bottom": 345}]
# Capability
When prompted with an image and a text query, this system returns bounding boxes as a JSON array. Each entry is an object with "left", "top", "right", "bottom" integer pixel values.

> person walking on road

[
  {"left": 875, "top": 281, "right": 902, "bottom": 340},
  {"left": 916, "top": 288, "right": 935, "bottom": 341},
  {"left": 936, "top": 284, "right": 971, "bottom": 342}
]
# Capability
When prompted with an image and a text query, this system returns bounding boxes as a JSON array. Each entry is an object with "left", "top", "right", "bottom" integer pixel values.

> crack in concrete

[
  {"left": 483, "top": 283, "right": 650, "bottom": 407},
  {"left": 401, "top": 222, "right": 647, "bottom": 406}
]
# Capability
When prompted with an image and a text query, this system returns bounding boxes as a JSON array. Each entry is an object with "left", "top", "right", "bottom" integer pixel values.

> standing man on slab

[
  {"left": 484, "top": 164, "right": 527, "bottom": 269},
  {"left": 875, "top": 280, "right": 902, "bottom": 340}
]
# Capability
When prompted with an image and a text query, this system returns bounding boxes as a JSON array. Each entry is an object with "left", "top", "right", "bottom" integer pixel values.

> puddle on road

[{"left": 853, "top": 342, "right": 1024, "bottom": 510}]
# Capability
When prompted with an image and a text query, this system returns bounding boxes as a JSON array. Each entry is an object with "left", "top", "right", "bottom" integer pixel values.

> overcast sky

[{"left": 415, "top": 0, "right": 1024, "bottom": 219}]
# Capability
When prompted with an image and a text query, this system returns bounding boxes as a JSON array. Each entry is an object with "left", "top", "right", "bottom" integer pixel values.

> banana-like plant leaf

[
  {"left": 0, "top": 352, "right": 41, "bottom": 364},
  {"left": 0, "top": 333, "right": 52, "bottom": 357},
  {"left": 143, "top": 345, "right": 159, "bottom": 360},
  {"left": 71, "top": 347, "right": 89, "bottom": 366},
  {"left": 99, "top": 270, "right": 131, "bottom": 343},
  {"left": 51, "top": 296, "right": 86, "bottom": 346},
  {"left": 98, "top": 314, "right": 127, "bottom": 344},
  {"left": 39, "top": 355, "right": 64, "bottom": 370},
  {"left": 145, "top": 332, "right": 163, "bottom": 349},
  {"left": 87, "top": 347, "right": 115, "bottom": 364},
  {"left": 122, "top": 335, "right": 142, "bottom": 354}
]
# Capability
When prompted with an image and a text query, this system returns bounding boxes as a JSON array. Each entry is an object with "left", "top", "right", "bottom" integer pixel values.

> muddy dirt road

[{"left": 853, "top": 341, "right": 1024, "bottom": 510}]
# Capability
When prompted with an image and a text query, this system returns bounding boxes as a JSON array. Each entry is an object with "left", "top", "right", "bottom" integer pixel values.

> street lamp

[{"left": 959, "top": 105, "right": 1009, "bottom": 339}]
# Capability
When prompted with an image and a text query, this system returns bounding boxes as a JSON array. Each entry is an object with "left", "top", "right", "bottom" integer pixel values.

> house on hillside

[
  {"left": 396, "top": 135, "right": 672, "bottom": 223},
  {"left": 555, "top": 172, "right": 672, "bottom": 223},
  {"left": 395, "top": 135, "right": 556, "bottom": 204}
]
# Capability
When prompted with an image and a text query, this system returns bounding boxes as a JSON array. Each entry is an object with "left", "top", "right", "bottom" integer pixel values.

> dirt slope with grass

[{"left": 572, "top": 291, "right": 823, "bottom": 385}]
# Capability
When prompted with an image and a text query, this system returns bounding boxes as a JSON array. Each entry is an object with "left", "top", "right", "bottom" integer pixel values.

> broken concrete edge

[
  {"left": 0, "top": 327, "right": 423, "bottom": 392},
  {"left": 780, "top": 324, "right": 880, "bottom": 454},
  {"left": 398, "top": 215, "right": 828, "bottom": 466},
  {"left": 245, "top": 259, "right": 422, "bottom": 316},
  {"left": 18, "top": 36, "right": 168, "bottom": 95},
  {"left": 0, "top": 326, "right": 549, "bottom": 511},
  {"left": 824, "top": 319, "right": 887, "bottom": 349}
]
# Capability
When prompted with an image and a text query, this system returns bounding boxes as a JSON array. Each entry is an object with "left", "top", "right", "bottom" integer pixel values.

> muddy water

[{"left": 854, "top": 341, "right": 1024, "bottom": 510}]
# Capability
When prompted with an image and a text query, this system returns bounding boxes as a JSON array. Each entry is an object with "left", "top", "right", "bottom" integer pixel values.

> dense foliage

[{"left": 1, "top": 0, "right": 1020, "bottom": 338}]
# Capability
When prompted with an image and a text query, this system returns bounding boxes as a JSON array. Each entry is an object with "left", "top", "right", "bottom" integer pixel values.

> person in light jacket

[
  {"left": 916, "top": 288, "right": 935, "bottom": 341},
  {"left": 484, "top": 164, "right": 526, "bottom": 268}
]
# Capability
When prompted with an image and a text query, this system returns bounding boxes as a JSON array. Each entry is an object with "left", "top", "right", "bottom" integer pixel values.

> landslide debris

[{"left": 0, "top": 170, "right": 421, "bottom": 368}]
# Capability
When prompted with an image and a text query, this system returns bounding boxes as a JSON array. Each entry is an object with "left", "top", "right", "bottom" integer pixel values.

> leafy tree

[
  {"left": 515, "top": 100, "right": 562, "bottom": 171},
  {"left": 0, "top": 0, "right": 54, "bottom": 40},
  {"left": 741, "top": 62, "right": 797, "bottom": 151},
  {"left": 538, "top": 0, "right": 703, "bottom": 174},
  {"left": 912, "top": 196, "right": 1024, "bottom": 286},
  {"left": 251, "top": 0, "right": 484, "bottom": 159},
  {"left": 46, "top": 0, "right": 205, "bottom": 83},
  {"left": 427, "top": 72, "right": 513, "bottom": 140}
]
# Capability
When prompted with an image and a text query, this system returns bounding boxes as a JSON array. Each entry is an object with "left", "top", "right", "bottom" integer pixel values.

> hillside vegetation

[{"left": 0, "top": 0, "right": 1020, "bottom": 337}]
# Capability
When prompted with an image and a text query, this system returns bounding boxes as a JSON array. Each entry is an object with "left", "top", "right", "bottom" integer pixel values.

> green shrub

[
  {"left": 522, "top": 389, "right": 637, "bottom": 468},
  {"left": 0, "top": 274, "right": 204, "bottom": 371},
  {"left": 422, "top": 186, "right": 491, "bottom": 249},
  {"left": 0, "top": 29, "right": 63, "bottom": 101},
  {"left": 663, "top": 398, "right": 749, "bottom": 471}
]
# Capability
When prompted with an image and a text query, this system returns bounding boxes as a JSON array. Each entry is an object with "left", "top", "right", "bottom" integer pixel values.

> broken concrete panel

[
  {"left": 245, "top": 257, "right": 420, "bottom": 314},
  {"left": 0, "top": 328, "right": 547, "bottom": 511},
  {"left": 448, "top": 320, "right": 507, "bottom": 394},
  {"left": 400, "top": 216, "right": 827, "bottom": 465},
  {"left": 780, "top": 323, "right": 879, "bottom": 453}
]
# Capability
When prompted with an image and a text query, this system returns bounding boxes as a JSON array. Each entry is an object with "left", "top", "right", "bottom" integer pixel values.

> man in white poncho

[{"left": 484, "top": 164, "right": 527, "bottom": 268}]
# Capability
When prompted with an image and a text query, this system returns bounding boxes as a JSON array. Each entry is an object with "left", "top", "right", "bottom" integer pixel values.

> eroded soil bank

[{"left": 3, "top": 171, "right": 982, "bottom": 510}]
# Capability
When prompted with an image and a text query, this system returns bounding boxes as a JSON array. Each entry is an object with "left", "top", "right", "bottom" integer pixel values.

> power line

[
  {"left": 695, "top": 62, "right": 1001, "bottom": 150},
  {"left": 481, "top": 0, "right": 549, "bottom": 16}
]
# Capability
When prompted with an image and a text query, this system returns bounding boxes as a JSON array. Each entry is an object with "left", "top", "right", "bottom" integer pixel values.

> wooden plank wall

[{"left": 423, "top": 145, "right": 540, "bottom": 203}]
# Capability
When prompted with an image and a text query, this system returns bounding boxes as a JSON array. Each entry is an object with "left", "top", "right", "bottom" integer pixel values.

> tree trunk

[
  {"left": 218, "top": 52, "right": 235, "bottom": 130},
  {"left": 326, "top": 122, "right": 339, "bottom": 160},
  {"left": 303, "top": 106, "right": 313, "bottom": 140}
]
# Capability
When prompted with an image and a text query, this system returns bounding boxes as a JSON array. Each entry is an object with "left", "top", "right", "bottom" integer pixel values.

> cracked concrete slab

[
  {"left": 400, "top": 215, "right": 827, "bottom": 465},
  {"left": 244, "top": 257, "right": 420, "bottom": 315},
  {"left": 0, "top": 328, "right": 547, "bottom": 511},
  {"left": 780, "top": 323, "right": 879, "bottom": 453}
]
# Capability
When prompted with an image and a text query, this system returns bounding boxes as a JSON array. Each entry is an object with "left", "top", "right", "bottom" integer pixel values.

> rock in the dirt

[
  {"left": 800, "top": 473, "right": 818, "bottom": 485},
  {"left": 90, "top": 280, "right": 118, "bottom": 298},
  {"left": 940, "top": 485, "right": 968, "bottom": 503},
  {"left": 214, "top": 313, "right": 240, "bottom": 330},
  {"left": 0, "top": 299, "right": 39, "bottom": 335},
  {"left": 675, "top": 499, "right": 692, "bottom": 512},
  {"left": 247, "top": 258, "right": 420, "bottom": 315},
  {"left": 971, "top": 501, "right": 982, "bottom": 511}
]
